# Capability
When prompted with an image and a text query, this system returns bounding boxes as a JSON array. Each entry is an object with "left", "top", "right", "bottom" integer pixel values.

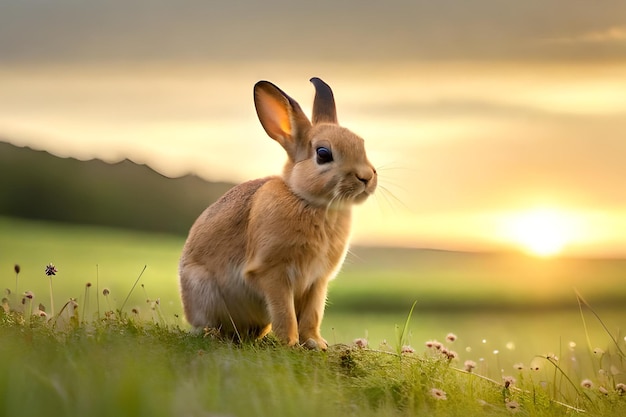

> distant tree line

[{"left": 0, "top": 141, "right": 235, "bottom": 235}]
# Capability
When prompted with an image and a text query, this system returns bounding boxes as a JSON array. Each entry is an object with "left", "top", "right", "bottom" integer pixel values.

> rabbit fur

[{"left": 179, "top": 78, "right": 377, "bottom": 350}]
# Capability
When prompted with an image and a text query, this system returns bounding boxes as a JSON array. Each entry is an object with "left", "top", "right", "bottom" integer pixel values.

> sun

[{"left": 501, "top": 208, "right": 576, "bottom": 257}]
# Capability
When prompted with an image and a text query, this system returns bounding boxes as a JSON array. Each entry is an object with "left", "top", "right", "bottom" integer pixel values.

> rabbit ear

[
  {"left": 254, "top": 81, "right": 311, "bottom": 161},
  {"left": 310, "top": 77, "right": 338, "bottom": 125}
]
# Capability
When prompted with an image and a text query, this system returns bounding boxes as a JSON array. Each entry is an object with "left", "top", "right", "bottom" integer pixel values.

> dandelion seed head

[
  {"left": 581, "top": 379, "right": 593, "bottom": 389},
  {"left": 599, "top": 386, "right": 609, "bottom": 395},
  {"left": 24, "top": 291, "right": 34, "bottom": 299},
  {"left": 546, "top": 353, "right": 559, "bottom": 362},
  {"left": 506, "top": 342, "right": 515, "bottom": 350},
  {"left": 429, "top": 388, "right": 447, "bottom": 400},
  {"left": 593, "top": 348, "right": 605, "bottom": 357},
  {"left": 513, "top": 363, "right": 524, "bottom": 371},
  {"left": 446, "top": 333, "right": 457, "bottom": 343},
  {"left": 493, "top": 349, "right": 499, "bottom": 355},
  {"left": 14, "top": 264, "right": 21, "bottom": 274},
  {"left": 616, "top": 383, "right": 625, "bottom": 395},
  {"left": 102, "top": 288, "right": 110, "bottom": 296},
  {"left": 568, "top": 341, "right": 576, "bottom": 350},
  {"left": 425, "top": 340, "right": 434, "bottom": 348},
  {"left": 131, "top": 308, "right": 139, "bottom": 315},
  {"left": 446, "top": 350, "right": 458, "bottom": 360},
  {"left": 529, "top": 358, "right": 542, "bottom": 371},
  {"left": 482, "top": 339, "right": 487, "bottom": 344},
  {"left": 465, "top": 346, "right": 472, "bottom": 352},
  {"left": 86, "top": 282, "right": 92, "bottom": 288}
]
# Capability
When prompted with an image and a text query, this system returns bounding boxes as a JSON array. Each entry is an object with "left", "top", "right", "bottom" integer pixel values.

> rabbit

[{"left": 179, "top": 77, "right": 377, "bottom": 350}]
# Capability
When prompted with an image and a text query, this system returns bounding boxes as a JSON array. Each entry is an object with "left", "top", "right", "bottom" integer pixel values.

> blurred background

[{"left": 1, "top": 1, "right": 625, "bottom": 357}]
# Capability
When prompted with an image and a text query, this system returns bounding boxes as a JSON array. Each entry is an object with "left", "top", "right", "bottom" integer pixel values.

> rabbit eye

[{"left": 316, "top": 147, "right": 333, "bottom": 164}]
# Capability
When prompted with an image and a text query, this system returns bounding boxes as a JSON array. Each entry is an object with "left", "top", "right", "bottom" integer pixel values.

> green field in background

[{"left": 1, "top": 215, "right": 624, "bottom": 375}]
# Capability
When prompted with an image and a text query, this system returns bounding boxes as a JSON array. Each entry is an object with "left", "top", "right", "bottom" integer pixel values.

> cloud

[
  {"left": 2, "top": 1, "right": 626, "bottom": 64},
  {"left": 545, "top": 25, "right": 626, "bottom": 44}
]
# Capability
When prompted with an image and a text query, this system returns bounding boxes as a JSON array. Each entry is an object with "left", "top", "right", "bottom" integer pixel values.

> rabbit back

[{"left": 179, "top": 177, "right": 272, "bottom": 336}]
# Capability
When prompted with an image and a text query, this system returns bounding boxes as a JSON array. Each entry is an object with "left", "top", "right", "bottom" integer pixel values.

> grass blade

[{"left": 120, "top": 265, "right": 147, "bottom": 313}]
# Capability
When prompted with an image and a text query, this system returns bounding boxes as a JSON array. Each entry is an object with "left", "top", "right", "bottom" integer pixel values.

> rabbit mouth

[
  {"left": 330, "top": 180, "right": 376, "bottom": 207},
  {"left": 351, "top": 187, "right": 375, "bottom": 205}
]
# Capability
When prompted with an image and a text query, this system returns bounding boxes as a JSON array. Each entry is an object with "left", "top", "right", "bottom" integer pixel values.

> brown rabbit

[{"left": 179, "top": 78, "right": 376, "bottom": 349}]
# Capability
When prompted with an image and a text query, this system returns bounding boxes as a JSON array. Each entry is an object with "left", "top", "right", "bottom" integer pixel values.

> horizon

[{"left": 1, "top": 1, "right": 625, "bottom": 258}]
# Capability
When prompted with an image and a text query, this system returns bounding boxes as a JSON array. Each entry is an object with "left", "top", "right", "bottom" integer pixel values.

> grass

[
  {"left": 1, "top": 216, "right": 625, "bottom": 415},
  {"left": 1, "top": 292, "right": 624, "bottom": 417}
]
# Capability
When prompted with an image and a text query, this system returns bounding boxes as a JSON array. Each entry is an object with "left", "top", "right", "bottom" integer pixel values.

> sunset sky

[{"left": 1, "top": 1, "right": 625, "bottom": 257}]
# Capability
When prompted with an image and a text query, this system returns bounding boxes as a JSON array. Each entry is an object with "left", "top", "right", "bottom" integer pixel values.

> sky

[{"left": 1, "top": 0, "right": 626, "bottom": 257}]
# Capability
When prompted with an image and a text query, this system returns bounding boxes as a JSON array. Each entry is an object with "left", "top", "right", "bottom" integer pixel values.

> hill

[{"left": 0, "top": 141, "right": 235, "bottom": 235}]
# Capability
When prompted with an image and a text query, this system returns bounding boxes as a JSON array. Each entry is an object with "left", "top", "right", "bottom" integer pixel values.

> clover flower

[
  {"left": 429, "top": 388, "right": 447, "bottom": 400},
  {"left": 35, "top": 302, "right": 48, "bottom": 318},
  {"left": 44, "top": 263, "right": 57, "bottom": 316},
  {"left": 546, "top": 353, "right": 559, "bottom": 362},
  {"left": 353, "top": 338, "right": 368, "bottom": 349},
  {"left": 445, "top": 350, "right": 458, "bottom": 360},
  {"left": 45, "top": 263, "right": 57, "bottom": 276},
  {"left": 464, "top": 360, "right": 476, "bottom": 372},
  {"left": 503, "top": 376, "right": 516, "bottom": 388},
  {"left": 505, "top": 400, "right": 520, "bottom": 413},
  {"left": 401, "top": 345, "right": 415, "bottom": 354}
]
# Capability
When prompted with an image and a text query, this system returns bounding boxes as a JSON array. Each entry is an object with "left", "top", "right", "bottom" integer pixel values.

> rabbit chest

[{"left": 244, "top": 178, "right": 352, "bottom": 295}]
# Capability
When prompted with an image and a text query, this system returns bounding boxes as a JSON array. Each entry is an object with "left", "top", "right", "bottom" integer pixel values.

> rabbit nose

[{"left": 355, "top": 169, "right": 374, "bottom": 185}]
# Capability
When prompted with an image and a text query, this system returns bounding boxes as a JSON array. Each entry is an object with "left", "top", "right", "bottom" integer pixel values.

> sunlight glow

[{"left": 501, "top": 208, "right": 579, "bottom": 257}]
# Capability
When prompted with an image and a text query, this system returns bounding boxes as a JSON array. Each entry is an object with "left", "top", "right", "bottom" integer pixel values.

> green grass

[
  {"left": 1, "top": 299, "right": 624, "bottom": 417},
  {"left": 1, "top": 216, "right": 625, "bottom": 416}
]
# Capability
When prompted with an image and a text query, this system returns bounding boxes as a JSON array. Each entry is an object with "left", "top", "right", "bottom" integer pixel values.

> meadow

[{"left": 1, "top": 216, "right": 625, "bottom": 416}]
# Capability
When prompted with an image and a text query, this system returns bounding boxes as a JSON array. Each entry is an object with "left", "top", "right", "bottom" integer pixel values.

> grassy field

[{"left": 1, "top": 216, "right": 625, "bottom": 416}]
